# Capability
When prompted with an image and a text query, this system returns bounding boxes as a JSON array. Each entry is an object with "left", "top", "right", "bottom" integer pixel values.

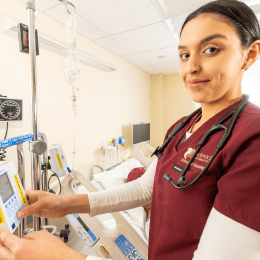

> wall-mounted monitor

[{"left": 132, "top": 123, "right": 150, "bottom": 148}]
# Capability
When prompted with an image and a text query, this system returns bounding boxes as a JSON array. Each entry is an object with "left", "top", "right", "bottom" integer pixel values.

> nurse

[{"left": 0, "top": 0, "right": 260, "bottom": 259}]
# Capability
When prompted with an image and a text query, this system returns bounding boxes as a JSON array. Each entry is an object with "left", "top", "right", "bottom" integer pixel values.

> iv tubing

[{"left": 72, "top": 86, "right": 77, "bottom": 170}]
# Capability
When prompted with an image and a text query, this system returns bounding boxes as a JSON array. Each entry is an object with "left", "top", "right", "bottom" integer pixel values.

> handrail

[{"left": 0, "top": 133, "right": 41, "bottom": 149}]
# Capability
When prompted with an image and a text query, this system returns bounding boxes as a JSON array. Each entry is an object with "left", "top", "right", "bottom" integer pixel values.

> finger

[
  {"left": 23, "top": 230, "right": 49, "bottom": 240},
  {"left": 0, "top": 228, "right": 20, "bottom": 251},
  {"left": 23, "top": 230, "right": 42, "bottom": 240},
  {"left": 18, "top": 209, "right": 47, "bottom": 218},
  {"left": 0, "top": 244, "right": 12, "bottom": 260},
  {"left": 17, "top": 200, "right": 46, "bottom": 219},
  {"left": 23, "top": 209, "right": 63, "bottom": 218},
  {"left": 24, "top": 190, "right": 40, "bottom": 204}
]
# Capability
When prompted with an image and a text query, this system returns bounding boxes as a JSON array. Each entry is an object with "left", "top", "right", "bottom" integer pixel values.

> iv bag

[{"left": 64, "top": 12, "right": 80, "bottom": 85}]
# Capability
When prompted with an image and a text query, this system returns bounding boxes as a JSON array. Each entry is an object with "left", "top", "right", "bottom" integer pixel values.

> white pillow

[{"left": 93, "top": 158, "right": 143, "bottom": 188}]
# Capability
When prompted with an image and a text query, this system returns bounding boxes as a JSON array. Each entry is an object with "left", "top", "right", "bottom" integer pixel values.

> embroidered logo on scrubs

[
  {"left": 184, "top": 148, "right": 196, "bottom": 160},
  {"left": 181, "top": 149, "right": 212, "bottom": 171}
]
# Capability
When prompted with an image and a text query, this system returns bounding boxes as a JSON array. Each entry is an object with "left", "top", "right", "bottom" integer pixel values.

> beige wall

[
  {"left": 0, "top": 0, "right": 151, "bottom": 189},
  {"left": 151, "top": 74, "right": 199, "bottom": 148},
  {"left": 0, "top": 0, "right": 199, "bottom": 190}
]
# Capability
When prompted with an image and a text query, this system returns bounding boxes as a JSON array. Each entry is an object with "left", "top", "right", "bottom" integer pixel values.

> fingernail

[{"left": 17, "top": 211, "right": 24, "bottom": 218}]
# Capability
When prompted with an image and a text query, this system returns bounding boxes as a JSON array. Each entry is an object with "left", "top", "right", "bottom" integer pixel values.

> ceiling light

[{"left": 0, "top": 16, "right": 117, "bottom": 72}]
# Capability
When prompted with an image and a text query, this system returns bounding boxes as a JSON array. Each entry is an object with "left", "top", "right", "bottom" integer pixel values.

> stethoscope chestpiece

[
  {"left": 177, "top": 176, "right": 187, "bottom": 185},
  {"left": 164, "top": 174, "right": 187, "bottom": 186}
]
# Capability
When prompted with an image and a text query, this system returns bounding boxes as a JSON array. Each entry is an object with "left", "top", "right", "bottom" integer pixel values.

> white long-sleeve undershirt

[
  {"left": 88, "top": 157, "right": 157, "bottom": 217},
  {"left": 85, "top": 158, "right": 157, "bottom": 260}
]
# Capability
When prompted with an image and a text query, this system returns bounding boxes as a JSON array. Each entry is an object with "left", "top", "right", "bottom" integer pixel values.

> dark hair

[{"left": 180, "top": 0, "right": 260, "bottom": 52}]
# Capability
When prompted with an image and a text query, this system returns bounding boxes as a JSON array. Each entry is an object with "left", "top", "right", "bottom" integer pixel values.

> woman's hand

[
  {"left": 0, "top": 228, "right": 87, "bottom": 260},
  {"left": 17, "top": 190, "right": 90, "bottom": 219},
  {"left": 17, "top": 190, "right": 70, "bottom": 219}
]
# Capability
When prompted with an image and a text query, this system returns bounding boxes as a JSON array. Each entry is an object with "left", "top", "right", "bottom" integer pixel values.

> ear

[{"left": 242, "top": 40, "right": 260, "bottom": 70}]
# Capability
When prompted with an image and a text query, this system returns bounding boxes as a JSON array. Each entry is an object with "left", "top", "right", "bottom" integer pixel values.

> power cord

[
  {"left": 47, "top": 170, "right": 61, "bottom": 195},
  {"left": 0, "top": 94, "right": 8, "bottom": 161}
]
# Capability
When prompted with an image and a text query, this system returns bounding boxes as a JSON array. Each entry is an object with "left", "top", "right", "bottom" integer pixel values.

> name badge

[{"left": 172, "top": 164, "right": 184, "bottom": 173}]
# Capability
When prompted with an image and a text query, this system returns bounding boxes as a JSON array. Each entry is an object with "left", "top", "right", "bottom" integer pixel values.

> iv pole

[
  {"left": 26, "top": 0, "right": 41, "bottom": 232},
  {"left": 23, "top": 0, "right": 75, "bottom": 234}
]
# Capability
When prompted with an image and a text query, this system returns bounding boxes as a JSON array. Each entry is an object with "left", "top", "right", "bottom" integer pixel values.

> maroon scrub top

[{"left": 148, "top": 101, "right": 260, "bottom": 259}]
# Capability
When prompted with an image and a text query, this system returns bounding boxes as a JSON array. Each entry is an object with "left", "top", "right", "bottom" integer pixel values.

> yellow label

[
  {"left": 14, "top": 174, "right": 26, "bottom": 205},
  {"left": 56, "top": 154, "right": 63, "bottom": 169},
  {"left": 0, "top": 207, "right": 5, "bottom": 224}
]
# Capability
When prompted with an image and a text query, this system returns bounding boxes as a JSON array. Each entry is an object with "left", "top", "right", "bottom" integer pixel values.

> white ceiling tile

[
  {"left": 123, "top": 55, "right": 149, "bottom": 67},
  {"left": 241, "top": 0, "right": 260, "bottom": 7},
  {"left": 75, "top": 15, "right": 107, "bottom": 40},
  {"left": 23, "top": 0, "right": 60, "bottom": 12},
  {"left": 139, "top": 65, "right": 160, "bottom": 75},
  {"left": 45, "top": 4, "right": 107, "bottom": 40},
  {"left": 72, "top": 0, "right": 162, "bottom": 35},
  {"left": 136, "top": 46, "right": 179, "bottom": 65},
  {"left": 165, "top": 13, "right": 189, "bottom": 35},
  {"left": 111, "top": 22, "right": 177, "bottom": 53},
  {"left": 150, "top": 0, "right": 212, "bottom": 20},
  {"left": 94, "top": 37, "right": 132, "bottom": 57},
  {"left": 251, "top": 3, "right": 260, "bottom": 14},
  {"left": 152, "top": 60, "right": 180, "bottom": 74}
]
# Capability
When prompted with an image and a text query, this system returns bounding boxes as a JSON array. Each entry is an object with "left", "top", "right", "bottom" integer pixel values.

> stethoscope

[{"left": 151, "top": 94, "right": 249, "bottom": 190}]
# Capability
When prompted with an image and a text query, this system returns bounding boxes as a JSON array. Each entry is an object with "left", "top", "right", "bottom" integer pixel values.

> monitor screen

[
  {"left": 133, "top": 123, "right": 150, "bottom": 147},
  {"left": 0, "top": 172, "right": 14, "bottom": 204}
]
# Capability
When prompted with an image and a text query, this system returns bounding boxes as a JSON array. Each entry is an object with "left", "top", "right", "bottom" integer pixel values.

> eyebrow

[{"left": 178, "top": 34, "right": 228, "bottom": 50}]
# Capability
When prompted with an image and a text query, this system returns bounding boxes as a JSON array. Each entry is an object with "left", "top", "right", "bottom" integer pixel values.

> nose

[{"left": 186, "top": 55, "right": 201, "bottom": 74}]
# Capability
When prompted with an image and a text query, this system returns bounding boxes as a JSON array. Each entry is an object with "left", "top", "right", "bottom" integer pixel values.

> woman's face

[{"left": 178, "top": 14, "right": 246, "bottom": 104}]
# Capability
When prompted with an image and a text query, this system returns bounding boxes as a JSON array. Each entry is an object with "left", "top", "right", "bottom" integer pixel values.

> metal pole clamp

[{"left": 26, "top": 2, "right": 36, "bottom": 11}]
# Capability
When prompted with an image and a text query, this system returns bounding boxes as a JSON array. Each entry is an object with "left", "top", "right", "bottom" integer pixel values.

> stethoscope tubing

[{"left": 164, "top": 94, "right": 249, "bottom": 190}]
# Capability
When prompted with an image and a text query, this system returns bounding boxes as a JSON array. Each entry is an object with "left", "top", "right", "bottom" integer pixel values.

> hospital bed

[{"left": 49, "top": 142, "right": 155, "bottom": 260}]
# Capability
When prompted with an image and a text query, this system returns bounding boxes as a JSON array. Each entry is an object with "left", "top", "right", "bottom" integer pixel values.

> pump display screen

[
  {"left": 0, "top": 172, "right": 14, "bottom": 204},
  {"left": 77, "top": 216, "right": 89, "bottom": 232}
]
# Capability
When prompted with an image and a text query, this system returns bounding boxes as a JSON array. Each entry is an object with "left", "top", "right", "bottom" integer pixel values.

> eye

[
  {"left": 179, "top": 47, "right": 220, "bottom": 61},
  {"left": 204, "top": 47, "right": 219, "bottom": 54},
  {"left": 179, "top": 53, "right": 190, "bottom": 60}
]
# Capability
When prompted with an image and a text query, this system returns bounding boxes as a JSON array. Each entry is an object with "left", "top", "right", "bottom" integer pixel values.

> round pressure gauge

[{"left": 0, "top": 99, "right": 23, "bottom": 121}]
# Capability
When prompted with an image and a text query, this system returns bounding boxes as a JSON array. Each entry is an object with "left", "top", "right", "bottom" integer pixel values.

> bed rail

[{"left": 130, "top": 142, "right": 155, "bottom": 168}]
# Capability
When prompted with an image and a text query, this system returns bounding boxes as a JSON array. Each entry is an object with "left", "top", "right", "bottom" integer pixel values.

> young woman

[{"left": 0, "top": 0, "right": 260, "bottom": 259}]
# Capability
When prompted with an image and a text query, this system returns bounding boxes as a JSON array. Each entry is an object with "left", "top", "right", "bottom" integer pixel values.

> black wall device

[
  {"left": 0, "top": 98, "right": 23, "bottom": 122},
  {"left": 17, "top": 23, "right": 39, "bottom": 55}
]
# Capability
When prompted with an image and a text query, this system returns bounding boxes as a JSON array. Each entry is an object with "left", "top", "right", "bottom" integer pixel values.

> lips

[{"left": 187, "top": 79, "right": 210, "bottom": 84}]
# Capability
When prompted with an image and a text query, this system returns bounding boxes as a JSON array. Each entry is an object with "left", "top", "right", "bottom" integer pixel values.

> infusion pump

[
  {"left": 49, "top": 144, "right": 69, "bottom": 177},
  {"left": 0, "top": 162, "right": 28, "bottom": 233}
]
